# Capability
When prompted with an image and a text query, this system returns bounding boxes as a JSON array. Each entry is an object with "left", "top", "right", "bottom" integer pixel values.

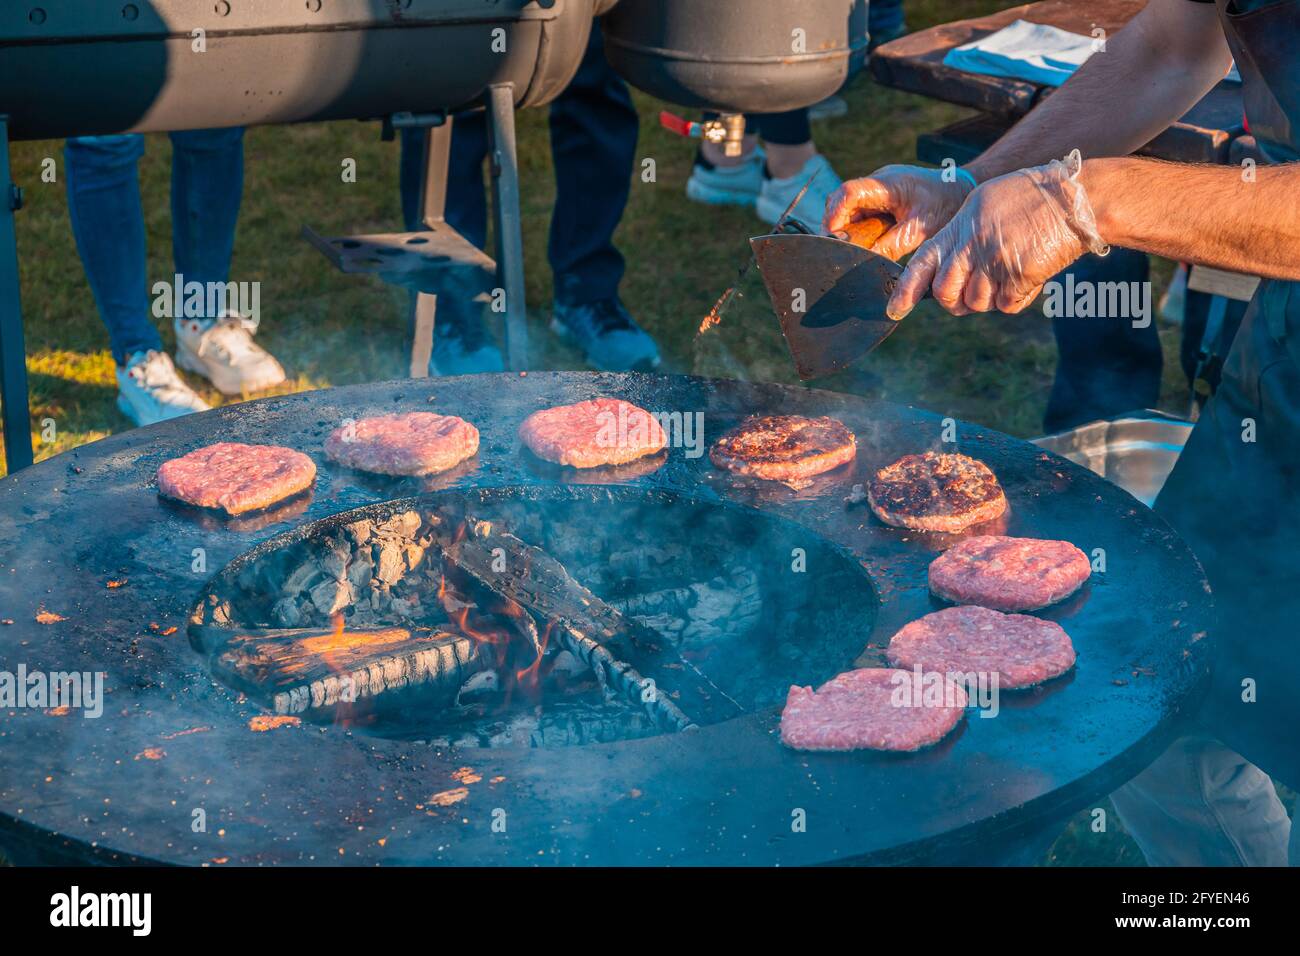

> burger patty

[
  {"left": 780, "top": 667, "right": 967, "bottom": 752},
  {"left": 710, "top": 415, "right": 856, "bottom": 483},
  {"left": 929, "top": 535, "right": 1091, "bottom": 611},
  {"left": 868, "top": 451, "right": 1007, "bottom": 532},
  {"left": 324, "top": 412, "right": 479, "bottom": 477},
  {"left": 518, "top": 398, "right": 667, "bottom": 468},
  {"left": 885, "top": 605, "right": 1076, "bottom": 689},
  {"left": 157, "top": 442, "right": 316, "bottom": 515}
]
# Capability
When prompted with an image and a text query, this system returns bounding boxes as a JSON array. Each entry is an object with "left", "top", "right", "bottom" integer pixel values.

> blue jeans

[
  {"left": 868, "top": 0, "right": 906, "bottom": 43},
  {"left": 64, "top": 128, "right": 246, "bottom": 365},
  {"left": 399, "top": 23, "right": 638, "bottom": 306}
]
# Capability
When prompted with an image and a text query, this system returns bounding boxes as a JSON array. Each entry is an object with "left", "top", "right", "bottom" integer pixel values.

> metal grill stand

[
  {"left": 302, "top": 84, "right": 529, "bottom": 377},
  {"left": 0, "top": 116, "right": 31, "bottom": 471}
]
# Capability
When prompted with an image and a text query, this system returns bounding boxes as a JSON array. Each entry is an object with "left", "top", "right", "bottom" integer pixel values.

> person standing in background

[
  {"left": 683, "top": 0, "right": 910, "bottom": 231},
  {"left": 399, "top": 22, "right": 659, "bottom": 375},
  {"left": 685, "top": 109, "right": 846, "bottom": 231},
  {"left": 64, "top": 128, "right": 285, "bottom": 426}
]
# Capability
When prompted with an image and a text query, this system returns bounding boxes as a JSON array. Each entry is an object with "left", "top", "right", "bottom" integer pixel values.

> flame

[
  {"left": 436, "top": 551, "right": 550, "bottom": 708},
  {"left": 515, "top": 619, "right": 552, "bottom": 691},
  {"left": 697, "top": 285, "right": 734, "bottom": 335},
  {"left": 303, "top": 612, "right": 360, "bottom": 728}
]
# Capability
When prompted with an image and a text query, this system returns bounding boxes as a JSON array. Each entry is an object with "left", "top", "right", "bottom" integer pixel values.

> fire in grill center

[{"left": 190, "top": 488, "right": 877, "bottom": 749}]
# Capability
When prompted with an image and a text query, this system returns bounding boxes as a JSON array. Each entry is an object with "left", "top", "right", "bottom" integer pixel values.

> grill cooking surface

[{"left": 0, "top": 372, "right": 1211, "bottom": 865}]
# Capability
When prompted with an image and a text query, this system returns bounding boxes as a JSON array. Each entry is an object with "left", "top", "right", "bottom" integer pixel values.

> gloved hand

[
  {"left": 886, "top": 150, "right": 1109, "bottom": 320},
  {"left": 823, "top": 164, "right": 976, "bottom": 261}
]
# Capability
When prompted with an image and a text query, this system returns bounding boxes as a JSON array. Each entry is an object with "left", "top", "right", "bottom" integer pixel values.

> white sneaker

[
  {"left": 175, "top": 314, "right": 286, "bottom": 396},
  {"left": 685, "top": 146, "right": 766, "bottom": 206},
  {"left": 115, "top": 350, "right": 210, "bottom": 427},
  {"left": 755, "top": 153, "right": 844, "bottom": 232}
]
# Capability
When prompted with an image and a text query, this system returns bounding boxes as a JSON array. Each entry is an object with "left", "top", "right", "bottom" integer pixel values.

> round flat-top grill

[{"left": 0, "top": 372, "right": 1211, "bottom": 865}]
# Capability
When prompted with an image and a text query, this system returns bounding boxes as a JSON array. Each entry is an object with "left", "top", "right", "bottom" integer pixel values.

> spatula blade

[{"left": 750, "top": 233, "right": 903, "bottom": 380}]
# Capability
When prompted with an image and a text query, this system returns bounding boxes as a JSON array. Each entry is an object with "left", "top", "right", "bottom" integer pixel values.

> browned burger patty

[
  {"left": 324, "top": 412, "right": 479, "bottom": 477},
  {"left": 929, "top": 535, "right": 1091, "bottom": 611},
  {"left": 710, "top": 415, "right": 856, "bottom": 483},
  {"left": 518, "top": 397, "right": 667, "bottom": 468},
  {"left": 156, "top": 442, "right": 316, "bottom": 515},
  {"left": 868, "top": 451, "right": 1007, "bottom": 532}
]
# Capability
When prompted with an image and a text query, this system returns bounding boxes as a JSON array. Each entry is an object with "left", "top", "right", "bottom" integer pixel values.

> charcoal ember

[
  {"left": 272, "top": 596, "right": 303, "bottom": 628},
  {"left": 373, "top": 540, "right": 407, "bottom": 585},
  {"left": 391, "top": 589, "right": 429, "bottom": 621},
  {"left": 404, "top": 542, "right": 426, "bottom": 572},
  {"left": 375, "top": 510, "right": 422, "bottom": 540},
  {"left": 342, "top": 518, "right": 373, "bottom": 545},
  {"left": 347, "top": 553, "right": 374, "bottom": 591},
  {"left": 309, "top": 577, "right": 352, "bottom": 616},
  {"left": 429, "top": 698, "right": 656, "bottom": 749},
  {"left": 210, "top": 600, "right": 232, "bottom": 626},
  {"left": 319, "top": 536, "right": 350, "bottom": 581}
]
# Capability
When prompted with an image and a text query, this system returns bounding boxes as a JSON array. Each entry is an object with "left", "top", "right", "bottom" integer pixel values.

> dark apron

[{"left": 1155, "top": 0, "right": 1300, "bottom": 787}]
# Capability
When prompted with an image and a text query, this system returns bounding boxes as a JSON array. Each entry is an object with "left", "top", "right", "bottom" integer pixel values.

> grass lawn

[{"left": 0, "top": 1, "right": 1260, "bottom": 866}]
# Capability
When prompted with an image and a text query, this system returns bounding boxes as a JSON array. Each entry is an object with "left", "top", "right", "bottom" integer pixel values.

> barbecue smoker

[
  {"left": 0, "top": 372, "right": 1212, "bottom": 866},
  {"left": 0, "top": 0, "right": 868, "bottom": 470}
]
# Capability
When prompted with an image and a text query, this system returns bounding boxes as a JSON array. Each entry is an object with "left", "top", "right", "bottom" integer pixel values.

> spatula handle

[{"left": 838, "top": 214, "right": 896, "bottom": 252}]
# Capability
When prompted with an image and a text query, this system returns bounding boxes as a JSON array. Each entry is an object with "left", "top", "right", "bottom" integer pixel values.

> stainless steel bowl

[{"left": 1033, "top": 410, "right": 1194, "bottom": 507}]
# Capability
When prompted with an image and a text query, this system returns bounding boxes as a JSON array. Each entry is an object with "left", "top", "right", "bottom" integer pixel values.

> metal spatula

[{"left": 751, "top": 215, "right": 926, "bottom": 380}]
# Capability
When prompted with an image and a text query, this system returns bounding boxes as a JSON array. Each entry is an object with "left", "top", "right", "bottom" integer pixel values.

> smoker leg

[
  {"left": 409, "top": 292, "right": 436, "bottom": 378},
  {"left": 485, "top": 84, "right": 528, "bottom": 371},
  {"left": 0, "top": 117, "right": 32, "bottom": 473},
  {"left": 416, "top": 118, "right": 452, "bottom": 229},
  {"left": 407, "top": 120, "right": 454, "bottom": 379}
]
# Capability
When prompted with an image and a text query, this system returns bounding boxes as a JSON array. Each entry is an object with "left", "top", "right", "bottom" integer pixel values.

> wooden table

[{"left": 870, "top": 0, "right": 1246, "bottom": 165}]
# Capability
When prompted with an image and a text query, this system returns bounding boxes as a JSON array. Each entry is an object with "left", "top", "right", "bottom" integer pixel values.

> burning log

[
  {"left": 427, "top": 509, "right": 744, "bottom": 731},
  {"left": 206, "top": 622, "right": 484, "bottom": 718}
]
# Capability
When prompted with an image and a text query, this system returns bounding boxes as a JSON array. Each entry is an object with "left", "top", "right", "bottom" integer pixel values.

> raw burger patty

[
  {"left": 780, "top": 667, "right": 967, "bottom": 752},
  {"left": 518, "top": 398, "right": 666, "bottom": 468},
  {"left": 868, "top": 451, "right": 1007, "bottom": 532},
  {"left": 324, "top": 412, "right": 478, "bottom": 476},
  {"left": 156, "top": 442, "right": 316, "bottom": 515},
  {"left": 929, "top": 535, "right": 1091, "bottom": 611},
  {"left": 885, "top": 605, "right": 1076, "bottom": 689},
  {"left": 710, "top": 415, "right": 856, "bottom": 482}
]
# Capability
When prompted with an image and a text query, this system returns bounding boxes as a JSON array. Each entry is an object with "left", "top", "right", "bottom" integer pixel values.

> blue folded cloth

[{"left": 943, "top": 19, "right": 1097, "bottom": 87}]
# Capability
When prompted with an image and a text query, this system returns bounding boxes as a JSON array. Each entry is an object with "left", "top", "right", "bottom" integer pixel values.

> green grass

[{"left": 0, "top": 1, "right": 1246, "bottom": 866}]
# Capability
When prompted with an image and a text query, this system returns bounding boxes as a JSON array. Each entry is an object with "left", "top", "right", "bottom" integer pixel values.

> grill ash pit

[{"left": 190, "top": 489, "right": 875, "bottom": 748}]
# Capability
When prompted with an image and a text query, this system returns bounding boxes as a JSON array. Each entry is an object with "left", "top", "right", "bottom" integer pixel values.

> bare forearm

[
  {"left": 964, "top": 0, "right": 1230, "bottom": 182},
  {"left": 1080, "top": 157, "right": 1300, "bottom": 279}
]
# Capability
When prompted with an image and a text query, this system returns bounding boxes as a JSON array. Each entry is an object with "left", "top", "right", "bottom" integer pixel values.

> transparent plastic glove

[
  {"left": 887, "top": 149, "right": 1109, "bottom": 320},
  {"left": 823, "top": 164, "right": 976, "bottom": 261}
]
